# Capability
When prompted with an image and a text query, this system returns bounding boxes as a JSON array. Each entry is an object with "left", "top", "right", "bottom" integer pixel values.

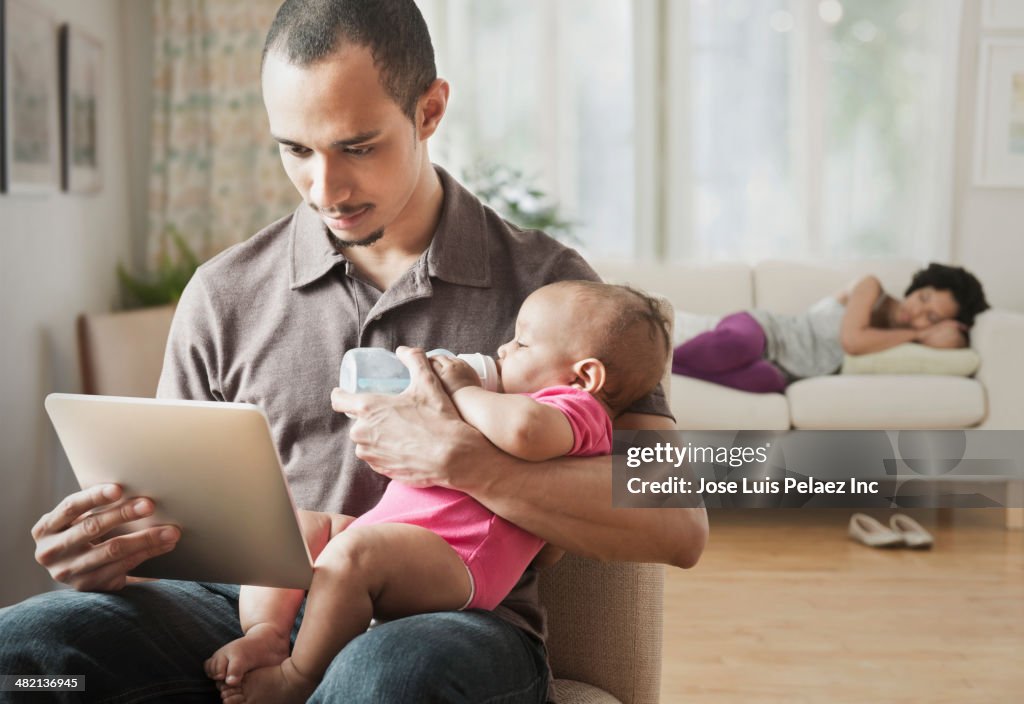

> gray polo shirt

[{"left": 157, "top": 166, "right": 670, "bottom": 641}]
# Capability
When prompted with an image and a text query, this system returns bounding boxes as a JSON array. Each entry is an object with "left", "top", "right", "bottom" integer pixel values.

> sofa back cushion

[
  {"left": 591, "top": 260, "right": 753, "bottom": 315},
  {"left": 754, "top": 259, "right": 922, "bottom": 313}
]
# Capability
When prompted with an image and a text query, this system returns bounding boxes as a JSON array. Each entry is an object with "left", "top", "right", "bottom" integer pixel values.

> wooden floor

[{"left": 660, "top": 509, "right": 1024, "bottom": 703}]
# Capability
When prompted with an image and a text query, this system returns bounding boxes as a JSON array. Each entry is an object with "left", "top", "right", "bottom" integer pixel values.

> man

[{"left": 0, "top": 1, "right": 707, "bottom": 701}]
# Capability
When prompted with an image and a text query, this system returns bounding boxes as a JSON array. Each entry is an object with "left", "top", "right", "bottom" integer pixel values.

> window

[
  {"left": 419, "top": 0, "right": 962, "bottom": 262},
  {"left": 419, "top": 0, "right": 635, "bottom": 258},
  {"left": 676, "top": 0, "right": 962, "bottom": 261}
]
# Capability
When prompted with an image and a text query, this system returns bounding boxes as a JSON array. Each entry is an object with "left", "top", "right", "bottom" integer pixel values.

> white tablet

[{"left": 44, "top": 393, "right": 313, "bottom": 589}]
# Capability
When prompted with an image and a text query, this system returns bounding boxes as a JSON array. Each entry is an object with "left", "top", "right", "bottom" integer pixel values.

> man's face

[{"left": 262, "top": 46, "right": 426, "bottom": 246}]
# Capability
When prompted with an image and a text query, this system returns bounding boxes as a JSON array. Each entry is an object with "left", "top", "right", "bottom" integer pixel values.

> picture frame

[
  {"left": 973, "top": 39, "right": 1024, "bottom": 188},
  {"left": 60, "top": 23, "right": 102, "bottom": 193},
  {"left": 981, "top": 0, "right": 1024, "bottom": 31},
  {"left": 1, "top": 0, "right": 60, "bottom": 194}
]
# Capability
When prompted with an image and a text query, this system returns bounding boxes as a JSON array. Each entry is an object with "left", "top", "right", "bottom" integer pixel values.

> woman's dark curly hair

[{"left": 905, "top": 263, "right": 990, "bottom": 327}]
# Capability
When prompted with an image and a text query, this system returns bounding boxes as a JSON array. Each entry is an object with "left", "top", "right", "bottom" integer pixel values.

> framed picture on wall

[
  {"left": 1, "top": 0, "right": 60, "bottom": 193},
  {"left": 974, "top": 39, "right": 1024, "bottom": 188},
  {"left": 60, "top": 24, "right": 102, "bottom": 193},
  {"left": 982, "top": 0, "right": 1024, "bottom": 31}
]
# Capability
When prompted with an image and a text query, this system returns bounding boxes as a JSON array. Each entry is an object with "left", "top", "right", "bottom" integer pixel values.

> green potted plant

[
  {"left": 462, "top": 160, "right": 579, "bottom": 244},
  {"left": 117, "top": 227, "right": 201, "bottom": 309}
]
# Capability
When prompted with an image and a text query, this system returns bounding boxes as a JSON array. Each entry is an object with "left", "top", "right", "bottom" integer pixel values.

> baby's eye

[{"left": 515, "top": 339, "right": 528, "bottom": 349}]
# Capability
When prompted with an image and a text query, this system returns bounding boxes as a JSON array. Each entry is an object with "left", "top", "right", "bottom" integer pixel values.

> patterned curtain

[{"left": 148, "top": 0, "right": 298, "bottom": 264}]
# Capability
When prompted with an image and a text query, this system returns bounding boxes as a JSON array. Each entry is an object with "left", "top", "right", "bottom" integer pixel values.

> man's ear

[
  {"left": 416, "top": 78, "right": 449, "bottom": 141},
  {"left": 571, "top": 358, "right": 606, "bottom": 394}
]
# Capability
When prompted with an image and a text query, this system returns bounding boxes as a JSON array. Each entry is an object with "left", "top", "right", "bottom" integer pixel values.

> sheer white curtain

[
  {"left": 147, "top": 0, "right": 297, "bottom": 264},
  {"left": 415, "top": 1, "right": 963, "bottom": 262},
  {"left": 669, "top": 0, "right": 963, "bottom": 262},
  {"left": 417, "top": 0, "right": 636, "bottom": 259}
]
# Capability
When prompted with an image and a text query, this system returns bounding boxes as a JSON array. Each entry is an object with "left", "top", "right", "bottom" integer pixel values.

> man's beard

[{"left": 330, "top": 228, "right": 384, "bottom": 249}]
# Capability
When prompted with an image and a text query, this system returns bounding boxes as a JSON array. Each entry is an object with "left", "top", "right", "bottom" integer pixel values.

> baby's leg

[
  {"left": 206, "top": 510, "right": 346, "bottom": 690},
  {"left": 224, "top": 523, "right": 471, "bottom": 704},
  {"left": 205, "top": 586, "right": 300, "bottom": 690},
  {"left": 673, "top": 312, "right": 767, "bottom": 375}
]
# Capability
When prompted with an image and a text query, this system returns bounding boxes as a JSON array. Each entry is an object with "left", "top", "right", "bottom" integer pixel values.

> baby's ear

[{"left": 571, "top": 358, "right": 606, "bottom": 394}]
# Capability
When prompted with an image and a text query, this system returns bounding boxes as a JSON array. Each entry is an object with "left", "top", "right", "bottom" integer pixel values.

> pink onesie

[{"left": 347, "top": 385, "right": 613, "bottom": 610}]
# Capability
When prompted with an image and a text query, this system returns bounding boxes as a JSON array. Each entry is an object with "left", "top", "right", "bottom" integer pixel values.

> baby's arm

[
  {"left": 455, "top": 386, "right": 574, "bottom": 462},
  {"left": 431, "top": 357, "right": 573, "bottom": 462}
]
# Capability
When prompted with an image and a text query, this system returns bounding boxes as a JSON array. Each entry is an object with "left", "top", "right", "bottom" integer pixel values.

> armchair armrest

[
  {"left": 538, "top": 556, "right": 665, "bottom": 704},
  {"left": 972, "top": 308, "right": 1024, "bottom": 429}
]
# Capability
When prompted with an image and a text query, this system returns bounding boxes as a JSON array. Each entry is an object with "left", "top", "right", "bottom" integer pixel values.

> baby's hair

[{"left": 550, "top": 280, "right": 671, "bottom": 415}]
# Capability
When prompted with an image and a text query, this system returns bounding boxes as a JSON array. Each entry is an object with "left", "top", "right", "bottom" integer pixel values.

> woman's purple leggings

[{"left": 672, "top": 312, "right": 788, "bottom": 393}]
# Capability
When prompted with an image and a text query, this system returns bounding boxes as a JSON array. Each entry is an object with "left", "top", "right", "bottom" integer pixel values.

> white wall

[
  {"left": 953, "top": 1, "right": 1024, "bottom": 310},
  {"left": 0, "top": 0, "right": 142, "bottom": 606}
]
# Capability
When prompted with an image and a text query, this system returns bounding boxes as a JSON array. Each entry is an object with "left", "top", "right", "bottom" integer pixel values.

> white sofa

[{"left": 593, "top": 258, "right": 1024, "bottom": 432}]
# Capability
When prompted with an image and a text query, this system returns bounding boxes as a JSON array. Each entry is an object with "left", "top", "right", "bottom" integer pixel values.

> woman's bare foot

[
  {"left": 204, "top": 623, "right": 291, "bottom": 687},
  {"left": 216, "top": 658, "right": 318, "bottom": 704}
]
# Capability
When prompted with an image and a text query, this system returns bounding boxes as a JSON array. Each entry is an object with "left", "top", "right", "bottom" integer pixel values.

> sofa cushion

[
  {"left": 672, "top": 311, "right": 721, "bottom": 346},
  {"left": 753, "top": 259, "right": 921, "bottom": 313},
  {"left": 591, "top": 260, "right": 753, "bottom": 316},
  {"left": 787, "top": 376, "right": 986, "bottom": 429},
  {"left": 841, "top": 344, "right": 981, "bottom": 377},
  {"left": 671, "top": 375, "right": 790, "bottom": 430}
]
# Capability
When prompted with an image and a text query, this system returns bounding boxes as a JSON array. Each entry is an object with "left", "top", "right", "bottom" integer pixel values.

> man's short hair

[
  {"left": 263, "top": 0, "right": 436, "bottom": 121},
  {"left": 553, "top": 281, "right": 671, "bottom": 416}
]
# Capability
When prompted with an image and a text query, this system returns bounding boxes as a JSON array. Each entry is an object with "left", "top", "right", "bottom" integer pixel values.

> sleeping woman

[{"left": 672, "top": 263, "right": 990, "bottom": 393}]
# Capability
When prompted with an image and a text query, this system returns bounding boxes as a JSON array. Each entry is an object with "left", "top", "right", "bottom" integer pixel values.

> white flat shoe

[
  {"left": 889, "top": 513, "right": 934, "bottom": 549},
  {"left": 848, "top": 513, "right": 904, "bottom": 548}
]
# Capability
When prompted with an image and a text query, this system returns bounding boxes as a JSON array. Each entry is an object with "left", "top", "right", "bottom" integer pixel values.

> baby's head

[{"left": 497, "top": 281, "right": 671, "bottom": 416}]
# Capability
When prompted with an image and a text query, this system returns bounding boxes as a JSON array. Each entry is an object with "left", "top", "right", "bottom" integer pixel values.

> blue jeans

[{"left": 0, "top": 581, "right": 549, "bottom": 703}]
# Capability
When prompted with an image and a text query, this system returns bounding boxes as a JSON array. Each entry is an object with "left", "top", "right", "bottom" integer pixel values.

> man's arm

[
  {"left": 334, "top": 348, "right": 708, "bottom": 569},
  {"left": 446, "top": 410, "right": 706, "bottom": 568}
]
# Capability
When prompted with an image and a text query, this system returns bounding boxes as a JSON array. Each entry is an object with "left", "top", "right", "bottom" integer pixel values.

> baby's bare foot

[
  {"left": 218, "top": 658, "right": 318, "bottom": 704},
  {"left": 204, "top": 623, "right": 290, "bottom": 687}
]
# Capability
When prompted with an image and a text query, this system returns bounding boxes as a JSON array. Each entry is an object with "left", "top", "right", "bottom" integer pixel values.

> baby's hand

[{"left": 430, "top": 356, "right": 482, "bottom": 396}]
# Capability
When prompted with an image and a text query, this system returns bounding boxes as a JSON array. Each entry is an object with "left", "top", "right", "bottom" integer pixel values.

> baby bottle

[{"left": 339, "top": 348, "right": 500, "bottom": 394}]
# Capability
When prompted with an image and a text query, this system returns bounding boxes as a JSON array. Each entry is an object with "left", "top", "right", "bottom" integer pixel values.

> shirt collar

[
  {"left": 425, "top": 166, "right": 491, "bottom": 288},
  {"left": 289, "top": 165, "right": 492, "bottom": 290},
  {"left": 289, "top": 203, "right": 345, "bottom": 289}
]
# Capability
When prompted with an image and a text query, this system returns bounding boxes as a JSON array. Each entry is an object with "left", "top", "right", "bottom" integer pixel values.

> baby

[{"left": 205, "top": 280, "right": 671, "bottom": 703}]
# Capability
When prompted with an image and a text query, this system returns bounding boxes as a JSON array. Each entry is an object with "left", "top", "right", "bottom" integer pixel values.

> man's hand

[
  {"left": 917, "top": 320, "right": 967, "bottom": 349},
  {"left": 429, "top": 355, "right": 482, "bottom": 396},
  {"left": 331, "top": 347, "right": 485, "bottom": 489},
  {"left": 31, "top": 484, "right": 180, "bottom": 592}
]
